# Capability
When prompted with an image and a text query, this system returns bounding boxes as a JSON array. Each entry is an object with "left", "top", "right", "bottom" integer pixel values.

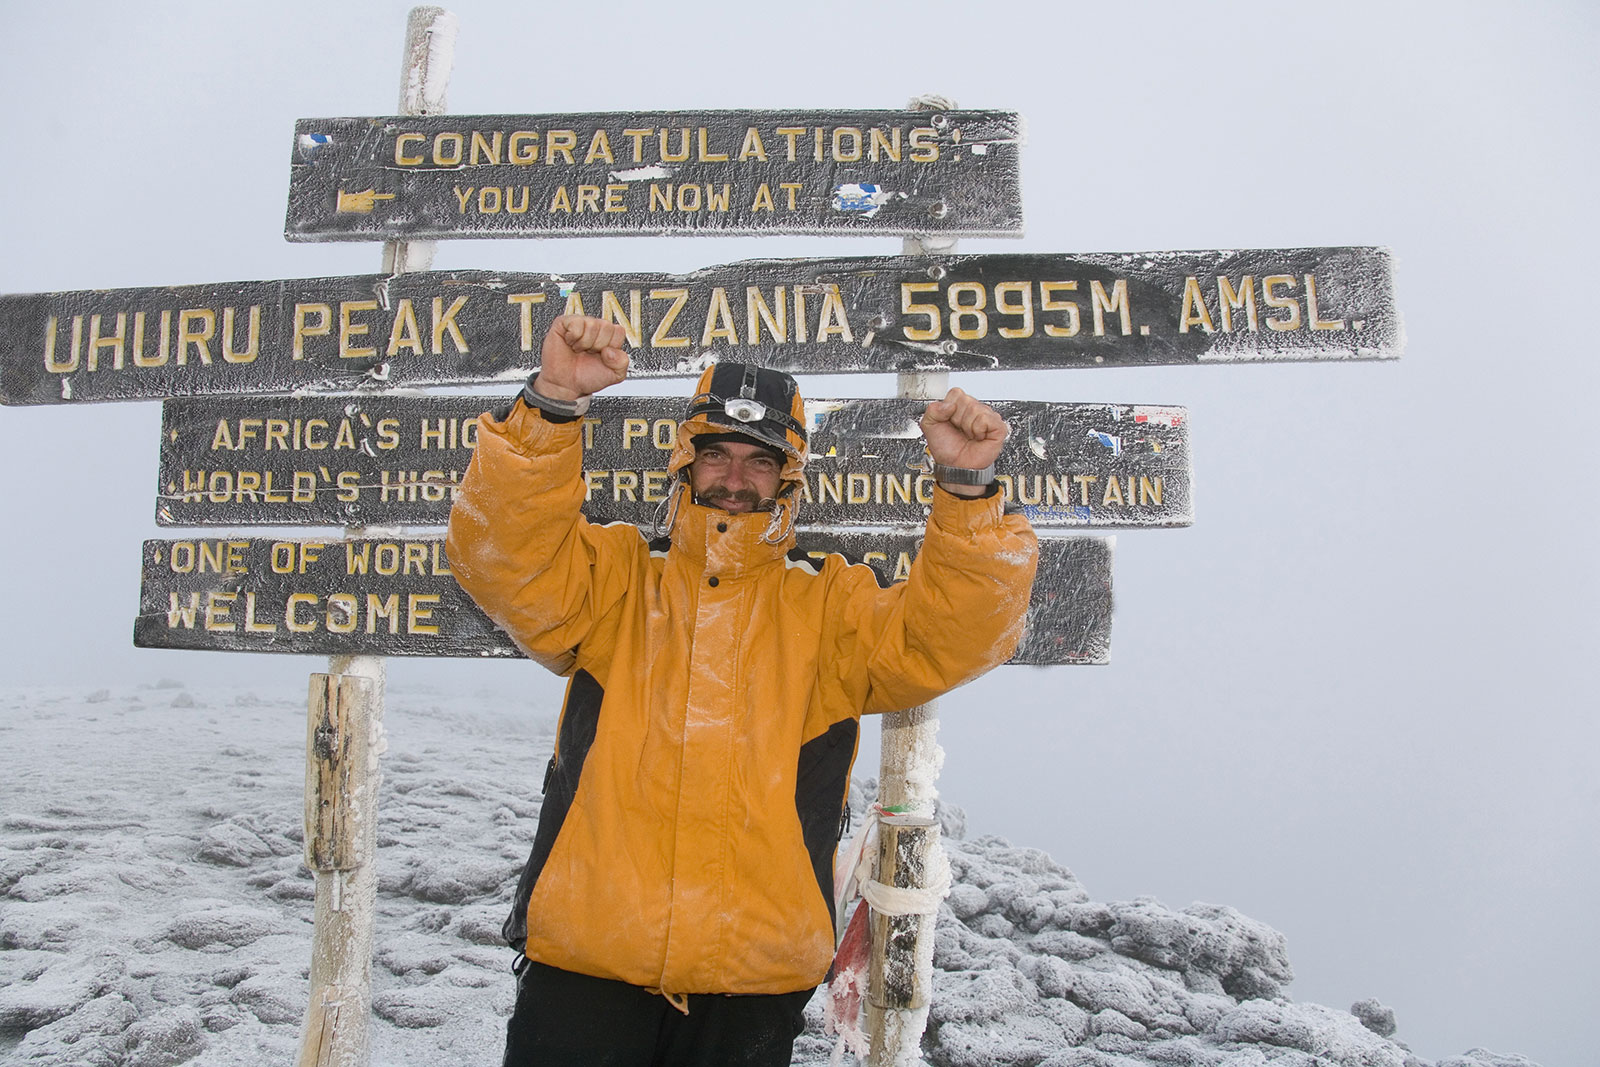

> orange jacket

[{"left": 446, "top": 399, "right": 1038, "bottom": 997}]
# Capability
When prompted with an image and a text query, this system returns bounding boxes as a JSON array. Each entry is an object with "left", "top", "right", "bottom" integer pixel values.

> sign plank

[
  {"left": 0, "top": 249, "right": 1398, "bottom": 406},
  {"left": 135, "top": 535, "right": 1112, "bottom": 666},
  {"left": 155, "top": 395, "right": 1190, "bottom": 530},
  {"left": 284, "top": 111, "right": 1022, "bottom": 240}
]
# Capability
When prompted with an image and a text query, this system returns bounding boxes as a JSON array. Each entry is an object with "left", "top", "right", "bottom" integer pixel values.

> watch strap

[
  {"left": 521, "top": 375, "right": 591, "bottom": 418},
  {"left": 931, "top": 460, "right": 996, "bottom": 486}
]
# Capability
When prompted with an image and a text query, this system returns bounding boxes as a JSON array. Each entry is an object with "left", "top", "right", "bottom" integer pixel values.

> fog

[{"left": 0, "top": 2, "right": 1594, "bottom": 1064}]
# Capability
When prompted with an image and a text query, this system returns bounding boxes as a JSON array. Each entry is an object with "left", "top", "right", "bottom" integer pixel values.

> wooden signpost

[
  {"left": 285, "top": 110, "right": 1023, "bottom": 240},
  {"left": 155, "top": 394, "right": 1191, "bottom": 529},
  {"left": 0, "top": 247, "right": 1398, "bottom": 404}
]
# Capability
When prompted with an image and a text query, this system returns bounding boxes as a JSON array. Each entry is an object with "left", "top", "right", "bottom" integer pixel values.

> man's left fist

[{"left": 920, "top": 388, "right": 1008, "bottom": 492}]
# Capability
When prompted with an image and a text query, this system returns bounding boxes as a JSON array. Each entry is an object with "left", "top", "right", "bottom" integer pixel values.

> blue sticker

[
  {"left": 1086, "top": 431, "right": 1124, "bottom": 456},
  {"left": 831, "top": 183, "right": 898, "bottom": 216}
]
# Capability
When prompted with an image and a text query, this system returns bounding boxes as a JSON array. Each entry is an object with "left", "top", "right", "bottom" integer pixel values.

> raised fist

[
  {"left": 534, "top": 315, "right": 630, "bottom": 402},
  {"left": 920, "top": 388, "right": 1008, "bottom": 493}
]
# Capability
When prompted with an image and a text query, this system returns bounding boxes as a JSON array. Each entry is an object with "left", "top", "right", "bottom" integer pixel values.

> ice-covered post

[
  {"left": 294, "top": 9, "right": 456, "bottom": 1067},
  {"left": 865, "top": 94, "right": 960, "bottom": 1067}
]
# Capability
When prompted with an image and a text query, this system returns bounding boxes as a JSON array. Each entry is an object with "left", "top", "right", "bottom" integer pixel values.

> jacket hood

[{"left": 667, "top": 362, "right": 808, "bottom": 489}]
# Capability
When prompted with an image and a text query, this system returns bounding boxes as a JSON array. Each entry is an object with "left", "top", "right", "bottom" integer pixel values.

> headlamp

[{"left": 723, "top": 397, "right": 767, "bottom": 423}]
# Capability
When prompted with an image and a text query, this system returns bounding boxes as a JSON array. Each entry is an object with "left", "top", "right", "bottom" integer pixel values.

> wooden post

[
  {"left": 866, "top": 93, "right": 960, "bottom": 1067},
  {"left": 294, "top": 9, "right": 456, "bottom": 1067},
  {"left": 305, "top": 674, "right": 371, "bottom": 872},
  {"left": 297, "top": 670, "right": 377, "bottom": 1067}
]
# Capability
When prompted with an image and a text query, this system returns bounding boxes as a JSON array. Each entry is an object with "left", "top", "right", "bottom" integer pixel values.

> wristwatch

[
  {"left": 521, "top": 374, "right": 591, "bottom": 418},
  {"left": 931, "top": 460, "right": 996, "bottom": 487}
]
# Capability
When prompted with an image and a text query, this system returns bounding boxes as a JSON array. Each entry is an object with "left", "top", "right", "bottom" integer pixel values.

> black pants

[{"left": 503, "top": 959, "right": 813, "bottom": 1067}]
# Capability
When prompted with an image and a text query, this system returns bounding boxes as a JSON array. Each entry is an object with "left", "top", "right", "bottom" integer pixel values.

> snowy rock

[
  {"left": 0, "top": 848, "right": 58, "bottom": 894},
  {"left": 1091, "top": 1008, "right": 1149, "bottom": 1040},
  {"left": 372, "top": 986, "right": 451, "bottom": 1028},
  {"left": 1214, "top": 1001, "right": 1408, "bottom": 1066},
  {"left": 451, "top": 902, "right": 511, "bottom": 945},
  {"left": 1183, "top": 903, "right": 1295, "bottom": 1000},
  {"left": 8, "top": 992, "right": 136, "bottom": 1067},
  {"left": 1036, "top": 1049, "right": 1151, "bottom": 1067},
  {"left": 0, "top": 900, "right": 102, "bottom": 951},
  {"left": 0, "top": 949, "right": 124, "bottom": 1028},
  {"left": 403, "top": 856, "right": 514, "bottom": 904},
  {"left": 933, "top": 967, "right": 1039, "bottom": 1024},
  {"left": 195, "top": 992, "right": 245, "bottom": 1033},
  {"left": 123, "top": 1007, "right": 207, "bottom": 1067},
  {"left": 946, "top": 882, "right": 988, "bottom": 920},
  {"left": 1438, "top": 1053, "right": 1545, "bottom": 1067},
  {"left": 196, "top": 814, "right": 295, "bottom": 866},
  {"left": 163, "top": 904, "right": 286, "bottom": 949},
  {"left": 264, "top": 873, "right": 317, "bottom": 901},
  {"left": 0, "top": 687, "right": 1550, "bottom": 1067},
  {"left": 907, "top": 832, "right": 1485, "bottom": 1067},
  {"left": 1215, "top": 998, "right": 1318, "bottom": 1051},
  {"left": 229, "top": 973, "right": 305, "bottom": 1024},
  {"left": 9, "top": 862, "right": 131, "bottom": 902},
  {"left": 1353, "top": 997, "right": 1398, "bottom": 1037},
  {"left": 932, "top": 1012, "right": 1073, "bottom": 1067},
  {"left": 1033, "top": 929, "right": 1108, "bottom": 962}
]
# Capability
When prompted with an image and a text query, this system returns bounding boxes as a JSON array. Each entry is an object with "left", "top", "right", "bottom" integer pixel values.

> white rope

[{"left": 859, "top": 852, "right": 951, "bottom": 916}]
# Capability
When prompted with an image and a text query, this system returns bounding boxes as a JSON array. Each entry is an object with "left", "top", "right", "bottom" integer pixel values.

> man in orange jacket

[{"left": 447, "top": 315, "right": 1038, "bottom": 1066}]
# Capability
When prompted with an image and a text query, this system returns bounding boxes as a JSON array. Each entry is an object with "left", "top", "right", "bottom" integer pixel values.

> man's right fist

[{"left": 534, "top": 315, "right": 630, "bottom": 402}]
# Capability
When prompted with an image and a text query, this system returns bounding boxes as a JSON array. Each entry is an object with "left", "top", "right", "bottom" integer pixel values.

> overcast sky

[{"left": 1, "top": 2, "right": 1595, "bottom": 1065}]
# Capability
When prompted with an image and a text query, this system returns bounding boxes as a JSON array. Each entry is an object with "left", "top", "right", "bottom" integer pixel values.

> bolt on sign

[
  {"left": 155, "top": 395, "right": 1191, "bottom": 530},
  {"left": 0, "top": 249, "right": 1399, "bottom": 405},
  {"left": 135, "top": 535, "right": 1112, "bottom": 667},
  {"left": 284, "top": 112, "right": 1022, "bottom": 240}
]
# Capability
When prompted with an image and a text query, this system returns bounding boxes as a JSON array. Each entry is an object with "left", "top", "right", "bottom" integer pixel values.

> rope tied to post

[{"left": 824, "top": 804, "right": 952, "bottom": 1064}]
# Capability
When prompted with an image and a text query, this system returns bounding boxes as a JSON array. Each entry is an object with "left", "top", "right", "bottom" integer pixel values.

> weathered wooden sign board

[
  {"left": 0, "top": 248, "right": 1399, "bottom": 405},
  {"left": 135, "top": 534, "right": 1112, "bottom": 666},
  {"left": 155, "top": 395, "right": 1190, "bottom": 529},
  {"left": 284, "top": 111, "right": 1023, "bottom": 240}
]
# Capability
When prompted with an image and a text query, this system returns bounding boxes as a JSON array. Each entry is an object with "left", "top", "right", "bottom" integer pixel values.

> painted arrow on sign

[
  {"left": 285, "top": 111, "right": 1023, "bottom": 240},
  {"left": 0, "top": 249, "right": 1398, "bottom": 405},
  {"left": 135, "top": 535, "right": 1113, "bottom": 666},
  {"left": 154, "top": 395, "right": 1190, "bottom": 530}
]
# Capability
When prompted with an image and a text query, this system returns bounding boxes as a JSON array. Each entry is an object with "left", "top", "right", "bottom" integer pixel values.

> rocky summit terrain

[{"left": 0, "top": 683, "right": 1541, "bottom": 1067}]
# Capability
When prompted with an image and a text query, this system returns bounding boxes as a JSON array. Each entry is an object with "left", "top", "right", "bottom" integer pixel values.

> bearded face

[{"left": 689, "top": 440, "right": 784, "bottom": 514}]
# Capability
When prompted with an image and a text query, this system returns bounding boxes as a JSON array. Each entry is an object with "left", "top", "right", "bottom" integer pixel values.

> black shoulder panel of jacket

[
  {"left": 784, "top": 546, "right": 823, "bottom": 575},
  {"left": 789, "top": 544, "right": 889, "bottom": 589},
  {"left": 503, "top": 668, "right": 605, "bottom": 952},
  {"left": 795, "top": 717, "right": 860, "bottom": 930}
]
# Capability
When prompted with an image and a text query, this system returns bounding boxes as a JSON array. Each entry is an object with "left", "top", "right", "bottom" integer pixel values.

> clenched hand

[
  {"left": 920, "top": 388, "right": 1008, "bottom": 496},
  {"left": 533, "top": 315, "right": 630, "bottom": 402}
]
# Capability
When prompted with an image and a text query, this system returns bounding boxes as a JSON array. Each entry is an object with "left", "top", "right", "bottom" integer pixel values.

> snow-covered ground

[{"left": 0, "top": 682, "right": 1541, "bottom": 1067}]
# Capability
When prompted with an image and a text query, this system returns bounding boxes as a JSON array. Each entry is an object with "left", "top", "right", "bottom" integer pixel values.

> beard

[{"left": 694, "top": 485, "right": 775, "bottom": 513}]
